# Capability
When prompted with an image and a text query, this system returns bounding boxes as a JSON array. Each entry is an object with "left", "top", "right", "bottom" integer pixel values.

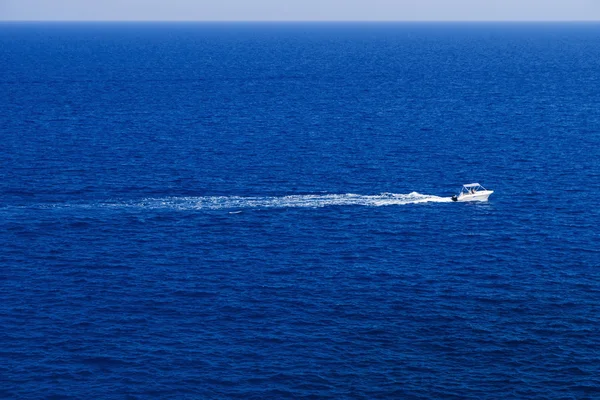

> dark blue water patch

[{"left": 1, "top": 22, "right": 600, "bottom": 399}]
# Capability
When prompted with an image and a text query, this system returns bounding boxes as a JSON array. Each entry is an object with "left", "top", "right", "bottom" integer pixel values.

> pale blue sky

[{"left": 2, "top": 0, "right": 600, "bottom": 21}]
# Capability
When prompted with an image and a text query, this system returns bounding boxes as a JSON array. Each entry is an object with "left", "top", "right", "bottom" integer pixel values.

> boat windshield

[{"left": 460, "top": 183, "right": 486, "bottom": 194}]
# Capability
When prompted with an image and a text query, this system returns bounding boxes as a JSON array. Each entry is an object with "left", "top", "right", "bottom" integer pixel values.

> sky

[{"left": 1, "top": 0, "right": 600, "bottom": 21}]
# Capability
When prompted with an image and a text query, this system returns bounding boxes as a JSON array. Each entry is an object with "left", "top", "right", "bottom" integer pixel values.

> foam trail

[{"left": 122, "top": 192, "right": 453, "bottom": 211}]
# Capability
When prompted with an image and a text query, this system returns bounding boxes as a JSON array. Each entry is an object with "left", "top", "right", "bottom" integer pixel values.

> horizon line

[{"left": 2, "top": 19, "right": 600, "bottom": 23}]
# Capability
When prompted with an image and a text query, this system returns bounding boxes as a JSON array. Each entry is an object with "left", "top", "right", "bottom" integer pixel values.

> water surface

[{"left": 1, "top": 22, "right": 599, "bottom": 399}]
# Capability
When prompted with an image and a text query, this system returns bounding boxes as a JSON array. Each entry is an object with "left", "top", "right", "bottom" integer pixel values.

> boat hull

[{"left": 456, "top": 190, "right": 493, "bottom": 202}]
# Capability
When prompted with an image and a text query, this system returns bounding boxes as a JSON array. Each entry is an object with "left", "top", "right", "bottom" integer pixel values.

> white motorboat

[{"left": 451, "top": 183, "right": 493, "bottom": 202}]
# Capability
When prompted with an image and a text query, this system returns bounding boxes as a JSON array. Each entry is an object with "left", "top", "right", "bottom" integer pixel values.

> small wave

[{"left": 118, "top": 192, "right": 453, "bottom": 211}]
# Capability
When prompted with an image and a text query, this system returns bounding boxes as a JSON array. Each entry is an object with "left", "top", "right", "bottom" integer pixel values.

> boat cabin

[{"left": 460, "top": 183, "right": 487, "bottom": 195}]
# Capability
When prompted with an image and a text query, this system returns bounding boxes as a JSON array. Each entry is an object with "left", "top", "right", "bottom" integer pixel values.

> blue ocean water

[{"left": 1, "top": 22, "right": 600, "bottom": 399}]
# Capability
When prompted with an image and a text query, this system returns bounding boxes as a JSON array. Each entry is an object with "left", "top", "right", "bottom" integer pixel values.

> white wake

[{"left": 119, "top": 192, "right": 453, "bottom": 211}]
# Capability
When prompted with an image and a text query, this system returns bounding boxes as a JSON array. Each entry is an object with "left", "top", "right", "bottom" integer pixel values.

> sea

[{"left": 1, "top": 22, "right": 599, "bottom": 399}]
